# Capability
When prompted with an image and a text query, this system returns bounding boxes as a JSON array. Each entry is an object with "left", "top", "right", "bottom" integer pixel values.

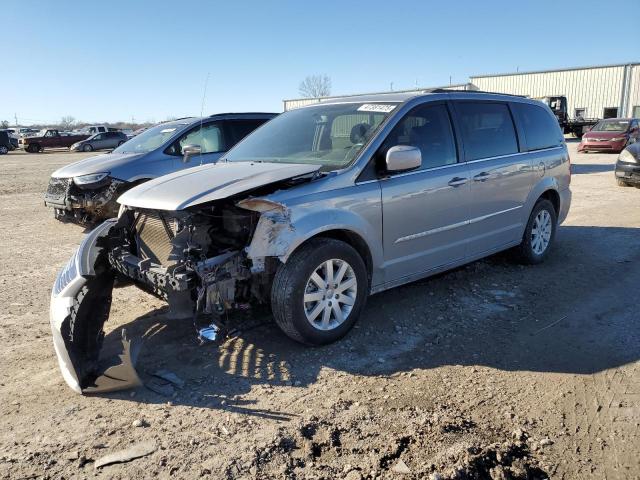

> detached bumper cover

[{"left": 50, "top": 219, "right": 141, "bottom": 393}]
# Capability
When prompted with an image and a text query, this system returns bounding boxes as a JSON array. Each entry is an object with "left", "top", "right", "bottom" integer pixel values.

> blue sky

[{"left": 3, "top": 0, "right": 638, "bottom": 124}]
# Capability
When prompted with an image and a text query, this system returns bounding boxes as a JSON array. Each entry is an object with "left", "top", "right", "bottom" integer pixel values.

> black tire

[
  {"left": 63, "top": 272, "right": 114, "bottom": 386},
  {"left": 26, "top": 144, "right": 39, "bottom": 153},
  {"left": 0, "top": 146, "right": 8, "bottom": 155},
  {"left": 83, "top": 144, "right": 93, "bottom": 152},
  {"left": 271, "top": 238, "right": 368, "bottom": 345},
  {"left": 514, "top": 199, "right": 557, "bottom": 265},
  {"left": 616, "top": 178, "right": 630, "bottom": 187}
]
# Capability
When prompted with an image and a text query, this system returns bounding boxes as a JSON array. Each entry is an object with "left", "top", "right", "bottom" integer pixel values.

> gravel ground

[{"left": 0, "top": 141, "right": 638, "bottom": 479}]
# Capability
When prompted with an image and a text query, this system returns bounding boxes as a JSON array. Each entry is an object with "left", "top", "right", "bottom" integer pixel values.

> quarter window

[
  {"left": 380, "top": 104, "right": 457, "bottom": 171},
  {"left": 456, "top": 102, "right": 519, "bottom": 161},
  {"left": 512, "top": 103, "right": 563, "bottom": 151}
]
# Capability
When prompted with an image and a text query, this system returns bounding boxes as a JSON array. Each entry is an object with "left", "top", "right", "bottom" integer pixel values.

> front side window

[
  {"left": 456, "top": 102, "right": 518, "bottom": 161},
  {"left": 224, "top": 102, "right": 398, "bottom": 170},
  {"left": 174, "top": 122, "right": 223, "bottom": 155},
  {"left": 513, "top": 103, "right": 563, "bottom": 151},
  {"left": 379, "top": 103, "right": 457, "bottom": 171},
  {"left": 93, "top": 134, "right": 104, "bottom": 140}
]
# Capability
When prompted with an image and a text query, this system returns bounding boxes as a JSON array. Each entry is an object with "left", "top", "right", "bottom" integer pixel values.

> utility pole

[
  {"left": 390, "top": 82, "right": 394, "bottom": 91},
  {"left": 14, "top": 113, "right": 18, "bottom": 127}
]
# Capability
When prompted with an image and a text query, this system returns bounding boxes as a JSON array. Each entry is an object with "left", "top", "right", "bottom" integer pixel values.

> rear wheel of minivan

[
  {"left": 515, "top": 199, "right": 557, "bottom": 265},
  {"left": 271, "top": 238, "right": 368, "bottom": 345}
]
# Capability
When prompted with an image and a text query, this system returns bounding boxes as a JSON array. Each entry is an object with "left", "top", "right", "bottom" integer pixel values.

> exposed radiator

[{"left": 135, "top": 211, "right": 178, "bottom": 266}]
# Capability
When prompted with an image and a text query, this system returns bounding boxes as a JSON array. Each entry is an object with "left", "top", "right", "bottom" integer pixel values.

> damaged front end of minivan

[{"left": 50, "top": 165, "right": 317, "bottom": 393}]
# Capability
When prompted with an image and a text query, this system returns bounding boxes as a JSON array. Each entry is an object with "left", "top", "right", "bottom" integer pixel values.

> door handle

[
  {"left": 448, "top": 177, "right": 468, "bottom": 187},
  {"left": 473, "top": 172, "right": 492, "bottom": 182}
]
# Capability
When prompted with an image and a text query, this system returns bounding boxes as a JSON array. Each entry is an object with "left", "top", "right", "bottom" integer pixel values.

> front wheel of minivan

[
  {"left": 271, "top": 238, "right": 368, "bottom": 346},
  {"left": 515, "top": 199, "right": 557, "bottom": 265}
]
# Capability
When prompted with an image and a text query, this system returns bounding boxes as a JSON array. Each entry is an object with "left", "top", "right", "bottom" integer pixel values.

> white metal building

[
  {"left": 284, "top": 63, "right": 640, "bottom": 120},
  {"left": 472, "top": 63, "right": 640, "bottom": 120}
]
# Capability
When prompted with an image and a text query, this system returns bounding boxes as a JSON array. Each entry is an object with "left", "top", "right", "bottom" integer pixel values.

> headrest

[{"left": 350, "top": 123, "right": 371, "bottom": 144}]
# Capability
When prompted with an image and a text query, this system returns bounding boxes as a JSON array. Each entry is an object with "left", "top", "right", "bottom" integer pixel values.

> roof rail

[
  {"left": 429, "top": 88, "right": 526, "bottom": 98},
  {"left": 208, "top": 112, "right": 277, "bottom": 118}
]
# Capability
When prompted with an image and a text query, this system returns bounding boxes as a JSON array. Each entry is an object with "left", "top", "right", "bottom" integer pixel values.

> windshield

[
  {"left": 224, "top": 102, "right": 397, "bottom": 169},
  {"left": 113, "top": 123, "right": 186, "bottom": 154},
  {"left": 592, "top": 120, "right": 629, "bottom": 132}
]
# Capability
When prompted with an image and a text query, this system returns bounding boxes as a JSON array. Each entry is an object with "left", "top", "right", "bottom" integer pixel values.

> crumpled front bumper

[
  {"left": 50, "top": 219, "right": 141, "bottom": 394},
  {"left": 44, "top": 178, "right": 125, "bottom": 225}
]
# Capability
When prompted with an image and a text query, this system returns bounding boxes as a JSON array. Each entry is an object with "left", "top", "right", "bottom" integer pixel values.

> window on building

[
  {"left": 574, "top": 108, "right": 586, "bottom": 119},
  {"left": 513, "top": 103, "right": 563, "bottom": 151},
  {"left": 455, "top": 102, "right": 519, "bottom": 161},
  {"left": 380, "top": 104, "right": 457, "bottom": 170},
  {"left": 603, "top": 107, "right": 618, "bottom": 119}
]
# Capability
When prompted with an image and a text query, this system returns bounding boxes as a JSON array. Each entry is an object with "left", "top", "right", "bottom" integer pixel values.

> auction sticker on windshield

[{"left": 357, "top": 104, "right": 397, "bottom": 113}]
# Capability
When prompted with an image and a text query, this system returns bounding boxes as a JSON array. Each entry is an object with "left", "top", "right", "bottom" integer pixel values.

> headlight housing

[
  {"left": 73, "top": 172, "right": 110, "bottom": 186},
  {"left": 618, "top": 149, "right": 637, "bottom": 163},
  {"left": 610, "top": 137, "right": 625, "bottom": 142}
]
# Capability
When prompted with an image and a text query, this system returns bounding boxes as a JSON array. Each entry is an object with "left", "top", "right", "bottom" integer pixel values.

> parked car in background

[
  {"left": 70, "top": 131, "right": 128, "bottom": 152},
  {"left": 9, "top": 127, "right": 39, "bottom": 137},
  {"left": 49, "top": 92, "right": 572, "bottom": 392},
  {"left": 76, "top": 125, "right": 118, "bottom": 135},
  {"left": 1, "top": 130, "right": 18, "bottom": 150},
  {"left": 615, "top": 142, "right": 640, "bottom": 187},
  {"left": 578, "top": 118, "right": 639, "bottom": 153},
  {"left": 44, "top": 112, "right": 276, "bottom": 225},
  {"left": 0, "top": 131, "right": 12, "bottom": 154},
  {"left": 18, "top": 129, "right": 89, "bottom": 152}
]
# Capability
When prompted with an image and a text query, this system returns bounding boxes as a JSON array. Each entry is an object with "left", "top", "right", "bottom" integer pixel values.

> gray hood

[
  {"left": 51, "top": 152, "right": 145, "bottom": 179},
  {"left": 117, "top": 161, "right": 321, "bottom": 211}
]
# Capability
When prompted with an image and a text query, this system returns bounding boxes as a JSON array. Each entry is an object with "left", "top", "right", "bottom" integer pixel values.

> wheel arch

[
  {"left": 299, "top": 229, "right": 374, "bottom": 283},
  {"left": 538, "top": 188, "right": 560, "bottom": 216}
]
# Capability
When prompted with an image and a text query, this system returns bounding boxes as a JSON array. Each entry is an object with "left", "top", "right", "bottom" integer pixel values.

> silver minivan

[{"left": 50, "top": 91, "right": 571, "bottom": 392}]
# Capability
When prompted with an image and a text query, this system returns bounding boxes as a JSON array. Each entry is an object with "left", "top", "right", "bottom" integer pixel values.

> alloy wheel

[
  {"left": 531, "top": 209, "right": 552, "bottom": 255},
  {"left": 303, "top": 258, "right": 357, "bottom": 331}
]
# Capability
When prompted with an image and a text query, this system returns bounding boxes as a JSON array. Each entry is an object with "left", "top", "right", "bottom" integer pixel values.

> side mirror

[
  {"left": 386, "top": 145, "right": 421, "bottom": 172},
  {"left": 181, "top": 144, "right": 201, "bottom": 163}
]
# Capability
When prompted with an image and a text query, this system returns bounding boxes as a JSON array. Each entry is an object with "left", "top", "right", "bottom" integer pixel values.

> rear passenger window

[
  {"left": 228, "top": 120, "right": 268, "bottom": 144},
  {"left": 381, "top": 104, "right": 457, "bottom": 171},
  {"left": 456, "top": 102, "right": 518, "bottom": 161},
  {"left": 513, "top": 103, "right": 563, "bottom": 151}
]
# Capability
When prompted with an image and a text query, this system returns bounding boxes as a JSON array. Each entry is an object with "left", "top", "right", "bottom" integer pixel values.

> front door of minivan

[
  {"left": 379, "top": 103, "right": 471, "bottom": 283},
  {"left": 451, "top": 101, "right": 534, "bottom": 257}
]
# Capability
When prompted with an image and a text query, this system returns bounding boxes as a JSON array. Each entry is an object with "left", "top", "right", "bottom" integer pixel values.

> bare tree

[
  {"left": 60, "top": 116, "right": 76, "bottom": 130},
  {"left": 0, "top": 120, "right": 9, "bottom": 129},
  {"left": 298, "top": 74, "right": 332, "bottom": 98}
]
